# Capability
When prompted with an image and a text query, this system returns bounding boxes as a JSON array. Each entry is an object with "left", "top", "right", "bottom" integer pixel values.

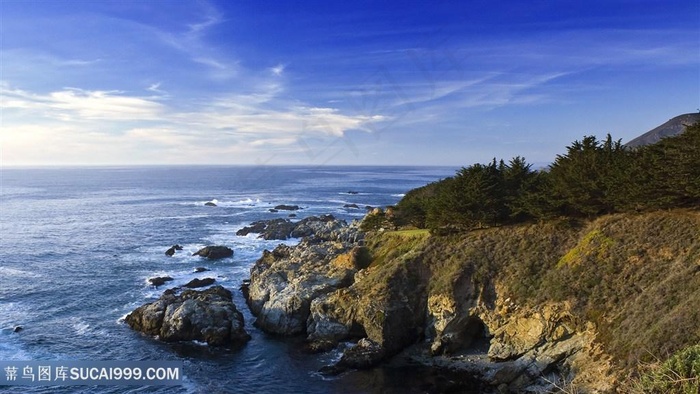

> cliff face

[{"left": 246, "top": 210, "right": 700, "bottom": 392}]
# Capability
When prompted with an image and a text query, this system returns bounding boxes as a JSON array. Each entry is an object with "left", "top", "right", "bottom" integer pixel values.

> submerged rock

[
  {"left": 274, "top": 204, "right": 301, "bottom": 211},
  {"left": 125, "top": 286, "right": 250, "bottom": 346},
  {"left": 192, "top": 246, "right": 233, "bottom": 259},
  {"left": 194, "top": 267, "right": 209, "bottom": 273},
  {"left": 13, "top": 326, "right": 23, "bottom": 333},
  {"left": 204, "top": 201, "right": 217, "bottom": 207},
  {"left": 165, "top": 244, "right": 183, "bottom": 257},
  {"left": 148, "top": 276, "right": 174, "bottom": 287}
]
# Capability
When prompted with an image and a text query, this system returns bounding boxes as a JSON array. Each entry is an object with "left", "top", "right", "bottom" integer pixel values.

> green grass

[
  {"left": 384, "top": 228, "right": 430, "bottom": 237},
  {"left": 365, "top": 229, "right": 430, "bottom": 268}
]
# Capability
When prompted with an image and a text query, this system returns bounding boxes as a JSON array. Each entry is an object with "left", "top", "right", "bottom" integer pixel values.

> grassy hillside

[{"left": 365, "top": 209, "right": 700, "bottom": 389}]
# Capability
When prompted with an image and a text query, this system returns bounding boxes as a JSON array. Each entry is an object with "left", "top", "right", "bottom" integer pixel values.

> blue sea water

[{"left": 0, "top": 165, "right": 483, "bottom": 393}]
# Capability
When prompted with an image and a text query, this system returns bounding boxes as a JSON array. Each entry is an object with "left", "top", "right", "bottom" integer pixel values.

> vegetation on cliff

[{"left": 393, "top": 122, "right": 700, "bottom": 232}]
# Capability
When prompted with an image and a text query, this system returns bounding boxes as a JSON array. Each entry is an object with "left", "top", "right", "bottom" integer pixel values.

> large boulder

[
  {"left": 319, "top": 338, "right": 386, "bottom": 375},
  {"left": 184, "top": 278, "right": 216, "bottom": 288},
  {"left": 338, "top": 338, "right": 385, "bottom": 369},
  {"left": 192, "top": 246, "right": 233, "bottom": 259},
  {"left": 125, "top": 286, "right": 250, "bottom": 346}
]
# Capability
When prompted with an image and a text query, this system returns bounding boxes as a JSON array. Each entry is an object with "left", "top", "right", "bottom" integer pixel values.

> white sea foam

[
  {"left": 391, "top": 193, "right": 406, "bottom": 197},
  {"left": 0, "top": 266, "right": 42, "bottom": 278},
  {"left": 71, "top": 318, "right": 91, "bottom": 336},
  {"left": 191, "top": 198, "right": 269, "bottom": 208}
]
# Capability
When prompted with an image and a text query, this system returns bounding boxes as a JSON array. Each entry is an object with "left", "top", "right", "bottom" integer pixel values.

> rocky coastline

[
  {"left": 237, "top": 212, "right": 616, "bottom": 392},
  {"left": 126, "top": 211, "right": 618, "bottom": 392}
]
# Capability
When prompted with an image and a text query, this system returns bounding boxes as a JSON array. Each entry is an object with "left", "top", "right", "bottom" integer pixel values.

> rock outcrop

[
  {"left": 125, "top": 286, "right": 250, "bottom": 346},
  {"left": 246, "top": 243, "right": 369, "bottom": 335},
  {"left": 192, "top": 246, "right": 233, "bottom": 259},
  {"left": 235, "top": 215, "right": 356, "bottom": 242},
  {"left": 420, "top": 289, "right": 614, "bottom": 392},
  {"left": 236, "top": 219, "right": 296, "bottom": 240},
  {"left": 246, "top": 219, "right": 617, "bottom": 391},
  {"left": 244, "top": 219, "right": 366, "bottom": 335},
  {"left": 307, "top": 252, "right": 428, "bottom": 358}
]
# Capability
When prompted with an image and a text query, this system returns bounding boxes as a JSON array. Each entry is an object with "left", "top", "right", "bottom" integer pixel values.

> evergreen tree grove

[{"left": 394, "top": 122, "right": 700, "bottom": 232}]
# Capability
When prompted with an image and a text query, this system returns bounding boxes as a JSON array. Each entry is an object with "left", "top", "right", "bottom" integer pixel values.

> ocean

[{"left": 0, "top": 165, "right": 484, "bottom": 394}]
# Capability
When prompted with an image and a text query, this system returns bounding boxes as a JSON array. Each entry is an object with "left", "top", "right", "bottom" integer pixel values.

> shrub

[{"left": 634, "top": 344, "right": 700, "bottom": 394}]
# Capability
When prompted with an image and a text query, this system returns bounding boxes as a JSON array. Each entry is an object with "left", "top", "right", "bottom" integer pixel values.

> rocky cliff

[{"left": 245, "top": 209, "right": 700, "bottom": 392}]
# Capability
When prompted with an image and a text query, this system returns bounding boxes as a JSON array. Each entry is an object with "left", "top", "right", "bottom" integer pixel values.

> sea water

[{"left": 0, "top": 165, "right": 488, "bottom": 393}]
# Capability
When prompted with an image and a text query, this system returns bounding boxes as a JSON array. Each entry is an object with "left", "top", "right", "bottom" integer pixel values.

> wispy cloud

[
  {"left": 56, "top": 58, "right": 102, "bottom": 67},
  {"left": 147, "top": 82, "right": 165, "bottom": 94},
  {"left": 150, "top": 1, "right": 237, "bottom": 80},
  {"left": 1, "top": 75, "right": 388, "bottom": 165},
  {"left": 2, "top": 85, "right": 165, "bottom": 121}
]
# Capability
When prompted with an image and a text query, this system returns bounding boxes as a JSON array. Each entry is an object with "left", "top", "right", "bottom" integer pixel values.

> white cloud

[{"left": 270, "top": 64, "right": 286, "bottom": 76}]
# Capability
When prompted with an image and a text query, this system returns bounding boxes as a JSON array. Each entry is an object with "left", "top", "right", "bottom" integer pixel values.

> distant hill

[{"left": 625, "top": 113, "right": 700, "bottom": 147}]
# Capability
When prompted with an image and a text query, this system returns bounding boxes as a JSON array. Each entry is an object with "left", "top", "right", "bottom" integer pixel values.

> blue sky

[{"left": 1, "top": 0, "right": 698, "bottom": 166}]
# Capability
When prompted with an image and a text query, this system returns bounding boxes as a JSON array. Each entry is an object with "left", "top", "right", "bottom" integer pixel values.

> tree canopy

[{"left": 394, "top": 122, "right": 700, "bottom": 232}]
